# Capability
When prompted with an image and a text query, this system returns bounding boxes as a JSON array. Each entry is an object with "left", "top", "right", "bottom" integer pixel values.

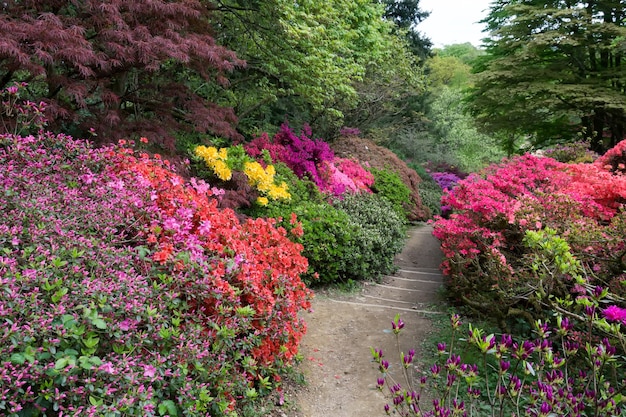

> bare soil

[{"left": 272, "top": 224, "right": 445, "bottom": 417}]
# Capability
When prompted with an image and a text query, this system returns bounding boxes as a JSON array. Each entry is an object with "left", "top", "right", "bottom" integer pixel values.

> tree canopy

[
  {"left": 0, "top": 0, "right": 430, "bottom": 148},
  {"left": 208, "top": 0, "right": 426, "bottom": 138},
  {"left": 379, "top": 0, "right": 433, "bottom": 59},
  {"left": 468, "top": 0, "right": 626, "bottom": 153}
]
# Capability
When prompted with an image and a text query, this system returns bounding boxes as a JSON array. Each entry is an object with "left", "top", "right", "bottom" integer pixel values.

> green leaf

[
  {"left": 54, "top": 357, "right": 69, "bottom": 370},
  {"left": 51, "top": 287, "right": 68, "bottom": 303},
  {"left": 158, "top": 400, "right": 178, "bottom": 416},
  {"left": 89, "top": 395, "right": 103, "bottom": 406},
  {"left": 10, "top": 353, "right": 25, "bottom": 365},
  {"left": 92, "top": 318, "right": 107, "bottom": 330}
]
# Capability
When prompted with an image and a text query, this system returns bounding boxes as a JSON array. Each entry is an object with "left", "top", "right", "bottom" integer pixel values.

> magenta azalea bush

[
  {"left": 0, "top": 128, "right": 311, "bottom": 415},
  {"left": 432, "top": 146, "right": 626, "bottom": 328},
  {"left": 318, "top": 157, "right": 374, "bottom": 197},
  {"left": 245, "top": 123, "right": 334, "bottom": 188},
  {"left": 245, "top": 122, "right": 374, "bottom": 198}
]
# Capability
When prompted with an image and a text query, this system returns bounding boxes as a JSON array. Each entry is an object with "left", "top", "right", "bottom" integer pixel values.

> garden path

[{"left": 283, "top": 224, "right": 445, "bottom": 417}]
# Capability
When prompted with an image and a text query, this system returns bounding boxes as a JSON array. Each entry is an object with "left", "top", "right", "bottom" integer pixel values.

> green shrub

[
  {"left": 261, "top": 200, "right": 357, "bottom": 285},
  {"left": 334, "top": 193, "right": 407, "bottom": 281},
  {"left": 418, "top": 175, "right": 443, "bottom": 216},
  {"left": 370, "top": 167, "right": 412, "bottom": 220}
]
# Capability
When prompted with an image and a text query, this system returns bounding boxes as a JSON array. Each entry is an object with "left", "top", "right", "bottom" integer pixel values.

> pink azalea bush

[
  {"left": 318, "top": 157, "right": 374, "bottom": 197},
  {"left": 0, "top": 127, "right": 311, "bottom": 415},
  {"left": 433, "top": 146, "right": 626, "bottom": 328}
]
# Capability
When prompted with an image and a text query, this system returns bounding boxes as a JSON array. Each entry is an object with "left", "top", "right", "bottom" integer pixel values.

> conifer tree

[{"left": 469, "top": 0, "right": 626, "bottom": 153}]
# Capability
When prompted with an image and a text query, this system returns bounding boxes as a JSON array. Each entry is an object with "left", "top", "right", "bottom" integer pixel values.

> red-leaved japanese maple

[{"left": 0, "top": 0, "right": 244, "bottom": 149}]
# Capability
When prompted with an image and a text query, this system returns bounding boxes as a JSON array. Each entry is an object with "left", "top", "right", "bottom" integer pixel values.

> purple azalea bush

[{"left": 430, "top": 172, "right": 462, "bottom": 191}]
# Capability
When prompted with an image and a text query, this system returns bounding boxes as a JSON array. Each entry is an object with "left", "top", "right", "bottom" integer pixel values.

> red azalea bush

[
  {"left": 112, "top": 146, "right": 311, "bottom": 365},
  {"left": 433, "top": 147, "right": 626, "bottom": 329},
  {"left": 0, "top": 128, "right": 311, "bottom": 415}
]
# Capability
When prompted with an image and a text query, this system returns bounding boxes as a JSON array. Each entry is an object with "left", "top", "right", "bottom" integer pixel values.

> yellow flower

[
  {"left": 268, "top": 182, "right": 291, "bottom": 201},
  {"left": 195, "top": 145, "right": 219, "bottom": 162},
  {"left": 243, "top": 161, "right": 291, "bottom": 201},
  {"left": 256, "top": 196, "right": 269, "bottom": 206},
  {"left": 195, "top": 145, "right": 232, "bottom": 181},
  {"left": 213, "top": 160, "right": 232, "bottom": 181}
]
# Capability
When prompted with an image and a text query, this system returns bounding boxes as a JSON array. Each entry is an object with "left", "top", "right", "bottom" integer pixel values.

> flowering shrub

[
  {"left": 0, "top": 129, "right": 311, "bottom": 415},
  {"left": 245, "top": 122, "right": 334, "bottom": 188},
  {"left": 0, "top": 82, "right": 47, "bottom": 135},
  {"left": 543, "top": 141, "right": 599, "bottom": 163},
  {"left": 374, "top": 306, "right": 626, "bottom": 416},
  {"left": 430, "top": 172, "right": 462, "bottom": 191},
  {"left": 194, "top": 144, "right": 291, "bottom": 207},
  {"left": 424, "top": 161, "right": 469, "bottom": 180},
  {"left": 374, "top": 234, "right": 625, "bottom": 416},
  {"left": 194, "top": 145, "right": 233, "bottom": 180},
  {"left": 318, "top": 157, "right": 374, "bottom": 197},
  {"left": 432, "top": 147, "right": 626, "bottom": 328},
  {"left": 595, "top": 138, "right": 626, "bottom": 175}
]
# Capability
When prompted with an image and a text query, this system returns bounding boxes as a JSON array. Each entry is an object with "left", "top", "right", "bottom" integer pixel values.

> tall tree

[
  {"left": 0, "top": 0, "right": 244, "bottom": 149},
  {"left": 469, "top": 0, "right": 626, "bottom": 153},
  {"left": 379, "top": 0, "right": 433, "bottom": 59},
  {"left": 209, "top": 0, "right": 423, "bottom": 137}
]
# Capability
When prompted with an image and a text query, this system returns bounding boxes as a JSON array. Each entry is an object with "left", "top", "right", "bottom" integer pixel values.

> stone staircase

[{"left": 325, "top": 225, "right": 445, "bottom": 315}]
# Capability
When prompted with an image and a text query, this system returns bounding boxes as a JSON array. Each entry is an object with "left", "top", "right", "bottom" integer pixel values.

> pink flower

[
  {"left": 143, "top": 364, "right": 157, "bottom": 378},
  {"left": 118, "top": 319, "right": 133, "bottom": 331},
  {"left": 602, "top": 305, "right": 626, "bottom": 324},
  {"left": 99, "top": 362, "right": 117, "bottom": 374}
]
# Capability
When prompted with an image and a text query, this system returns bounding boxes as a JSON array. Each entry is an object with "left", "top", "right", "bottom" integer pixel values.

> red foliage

[{"left": 0, "top": 1, "right": 244, "bottom": 148}]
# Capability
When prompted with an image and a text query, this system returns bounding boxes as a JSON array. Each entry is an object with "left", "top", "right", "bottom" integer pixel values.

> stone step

[
  {"left": 379, "top": 274, "right": 442, "bottom": 292},
  {"left": 323, "top": 296, "right": 443, "bottom": 315}
]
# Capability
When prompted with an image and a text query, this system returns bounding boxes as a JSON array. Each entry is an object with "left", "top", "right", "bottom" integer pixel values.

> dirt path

[{"left": 286, "top": 224, "right": 445, "bottom": 417}]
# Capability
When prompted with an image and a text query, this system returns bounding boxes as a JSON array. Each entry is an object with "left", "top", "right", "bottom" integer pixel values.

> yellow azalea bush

[
  {"left": 194, "top": 145, "right": 232, "bottom": 181},
  {"left": 244, "top": 161, "right": 291, "bottom": 205},
  {"left": 194, "top": 145, "right": 290, "bottom": 206}
]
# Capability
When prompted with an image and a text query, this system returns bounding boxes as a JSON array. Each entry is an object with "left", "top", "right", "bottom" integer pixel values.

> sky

[{"left": 417, "top": 0, "right": 494, "bottom": 48}]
